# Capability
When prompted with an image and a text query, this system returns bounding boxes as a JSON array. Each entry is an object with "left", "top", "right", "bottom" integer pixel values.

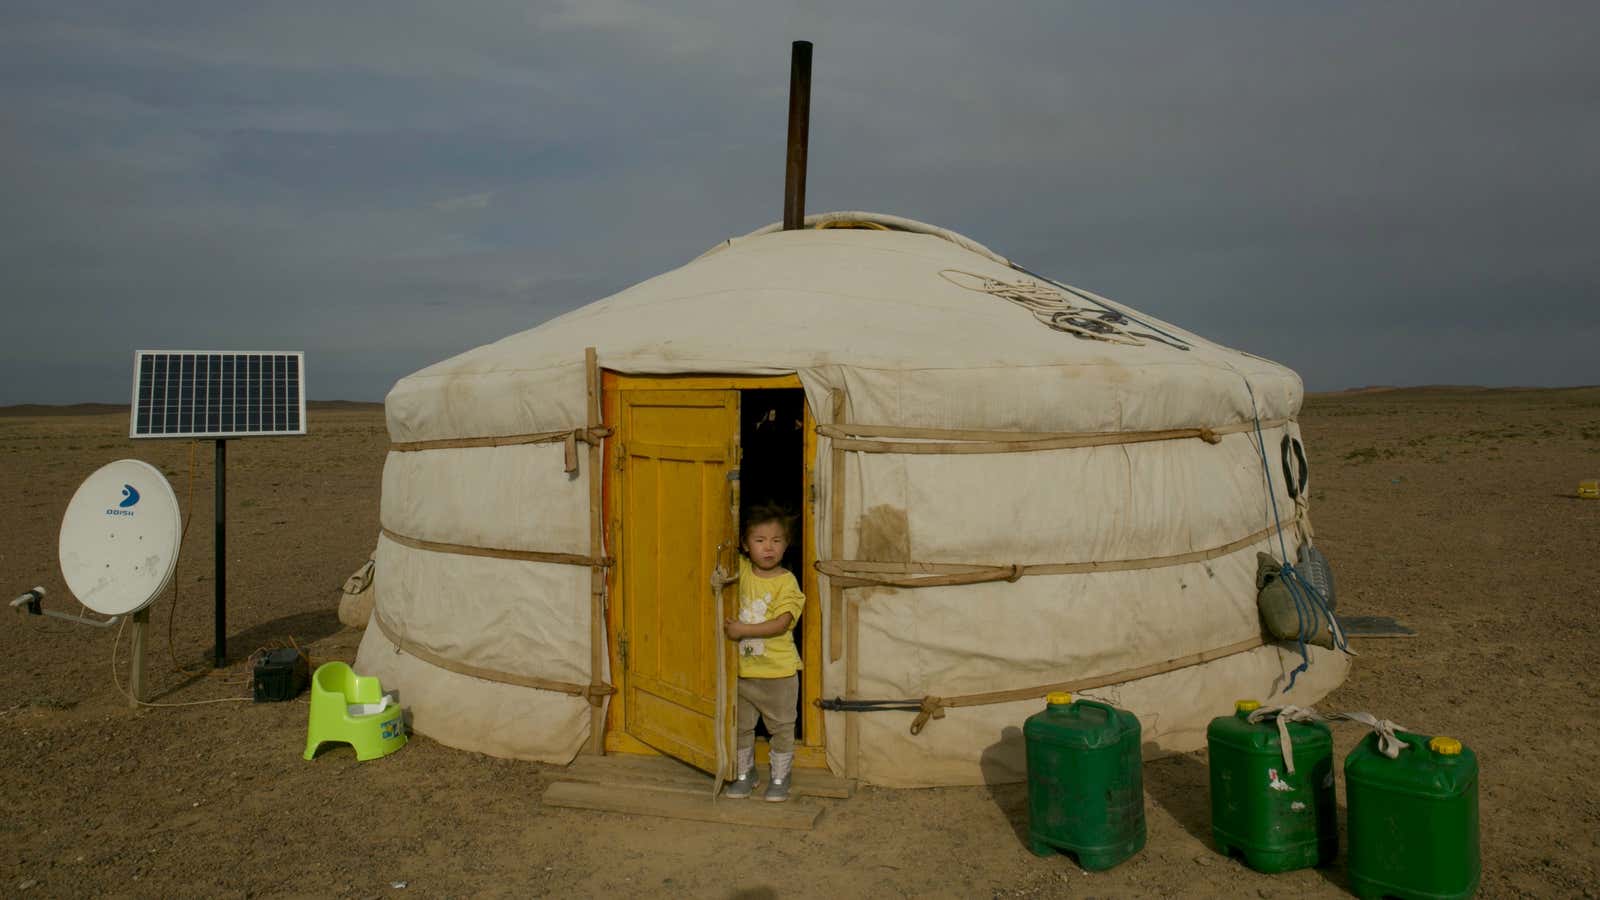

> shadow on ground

[
  {"left": 1143, "top": 744, "right": 1353, "bottom": 893},
  {"left": 979, "top": 726, "right": 1029, "bottom": 849},
  {"left": 1142, "top": 748, "right": 1213, "bottom": 848},
  {"left": 211, "top": 608, "right": 343, "bottom": 664}
]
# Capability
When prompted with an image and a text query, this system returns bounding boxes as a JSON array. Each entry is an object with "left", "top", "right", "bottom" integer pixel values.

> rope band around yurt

[
  {"left": 388, "top": 417, "right": 1284, "bottom": 467},
  {"left": 818, "top": 410, "right": 1300, "bottom": 652},
  {"left": 816, "top": 417, "right": 1289, "bottom": 454},
  {"left": 389, "top": 425, "right": 613, "bottom": 475},
  {"left": 371, "top": 611, "right": 614, "bottom": 703},
  {"left": 817, "top": 521, "right": 1285, "bottom": 590},
  {"left": 815, "top": 407, "right": 1304, "bottom": 760},
  {"left": 380, "top": 350, "right": 616, "bottom": 731},
  {"left": 816, "top": 634, "right": 1267, "bottom": 735},
  {"left": 379, "top": 526, "right": 612, "bottom": 569}
]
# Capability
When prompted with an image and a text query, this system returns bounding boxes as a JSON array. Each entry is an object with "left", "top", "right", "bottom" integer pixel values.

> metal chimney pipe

[{"left": 783, "top": 40, "right": 813, "bottom": 231}]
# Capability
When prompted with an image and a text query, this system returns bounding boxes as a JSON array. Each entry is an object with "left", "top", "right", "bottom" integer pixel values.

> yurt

[{"left": 354, "top": 210, "right": 1349, "bottom": 788}]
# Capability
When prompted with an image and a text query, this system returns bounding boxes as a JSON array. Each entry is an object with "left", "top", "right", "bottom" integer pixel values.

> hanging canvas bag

[{"left": 1256, "top": 552, "right": 1342, "bottom": 649}]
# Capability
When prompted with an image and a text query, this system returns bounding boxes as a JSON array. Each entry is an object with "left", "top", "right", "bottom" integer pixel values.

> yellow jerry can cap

[
  {"left": 1428, "top": 736, "right": 1463, "bottom": 755},
  {"left": 1235, "top": 699, "right": 1262, "bottom": 713},
  {"left": 1046, "top": 692, "right": 1073, "bottom": 706}
]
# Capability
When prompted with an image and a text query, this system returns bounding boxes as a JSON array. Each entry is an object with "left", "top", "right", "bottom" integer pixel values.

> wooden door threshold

[
  {"left": 543, "top": 779, "right": 822, "bottom": 830},
  {"left": 605, "top": 731, "right": 832, "bottom": 770},
  {"left": 562, "top": 753, "right": 855, "bottom": 800}
]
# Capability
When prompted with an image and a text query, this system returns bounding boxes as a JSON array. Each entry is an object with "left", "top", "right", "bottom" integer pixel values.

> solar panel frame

[{"left": 129, "top": 350, "right": 307, "bottom": 439}]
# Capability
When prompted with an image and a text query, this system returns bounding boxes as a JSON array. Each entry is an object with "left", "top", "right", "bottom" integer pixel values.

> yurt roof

[{"left": 386, "top": 212, "right": 1301, "bottom": 440}]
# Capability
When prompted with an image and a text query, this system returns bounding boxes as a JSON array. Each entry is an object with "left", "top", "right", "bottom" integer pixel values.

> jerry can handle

[
  {"left": 1392, "top": 730, "right": 1431, "bottom": 755},
  {"left": 1071, "top": 698, "right": 1116, "bottom": 723}
]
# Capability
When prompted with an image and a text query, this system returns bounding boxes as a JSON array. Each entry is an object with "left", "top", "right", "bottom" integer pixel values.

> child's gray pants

[{"left": 736, "top": 674, "right": 798, "bottom": 753}]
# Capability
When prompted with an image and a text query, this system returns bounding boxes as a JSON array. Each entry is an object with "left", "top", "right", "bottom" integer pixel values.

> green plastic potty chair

[{"left": 303, "top": 661, "right": 407, "bottom": 761}]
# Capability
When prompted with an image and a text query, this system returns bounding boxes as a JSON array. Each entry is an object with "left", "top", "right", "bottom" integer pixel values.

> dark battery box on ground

[{"left": 252, "top": 648, "right": 309, "bottom": 702}]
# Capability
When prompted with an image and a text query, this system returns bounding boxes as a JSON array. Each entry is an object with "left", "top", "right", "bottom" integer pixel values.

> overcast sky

[{"left": 3, "top": 2, "right": 1596, "bottom": 403}]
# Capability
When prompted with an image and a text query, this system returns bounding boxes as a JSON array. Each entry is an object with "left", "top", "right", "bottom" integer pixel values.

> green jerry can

[
  {"left": 1024, "top": 692, "right": 1146, "bottom": 870},
  {"left": 1346, "top": 731, "right": 1480, "bottom": 900},
  {"left": 1206, "top": 700, "right": 1337, "bottom": 872}
]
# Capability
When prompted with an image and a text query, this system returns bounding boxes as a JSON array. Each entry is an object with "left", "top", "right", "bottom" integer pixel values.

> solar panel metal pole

[{"left": 214, "top": 438, "right": 227, "bottom": 667}]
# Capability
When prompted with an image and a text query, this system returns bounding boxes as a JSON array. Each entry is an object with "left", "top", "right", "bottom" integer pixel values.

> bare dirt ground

[{"left": 2, "top": 387, "right": 1597, "bottom": 899}]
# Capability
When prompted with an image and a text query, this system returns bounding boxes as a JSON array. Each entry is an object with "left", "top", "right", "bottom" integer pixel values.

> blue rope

[{"left": 1241, "top": 379, "right": 1347, "bottom": 691}]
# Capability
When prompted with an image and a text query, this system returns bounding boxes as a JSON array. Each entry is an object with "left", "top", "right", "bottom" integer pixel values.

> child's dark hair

[{"left": 741, "top": 503, "right": 795, "bottom": 542}]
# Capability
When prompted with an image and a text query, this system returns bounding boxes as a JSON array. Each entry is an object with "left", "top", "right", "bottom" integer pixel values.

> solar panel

[{"left": 129, "top": 351, "right": 306, "bottom": 438}]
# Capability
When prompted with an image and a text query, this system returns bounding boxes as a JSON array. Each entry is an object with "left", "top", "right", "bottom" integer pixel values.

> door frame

[{"left": 602, "top": 372, "right": 828, "bottom": 769}]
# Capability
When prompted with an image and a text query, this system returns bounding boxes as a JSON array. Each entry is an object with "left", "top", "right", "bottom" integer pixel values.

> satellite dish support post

[{"left": 129, "top": 608, "right": 149, "bottom": 706}]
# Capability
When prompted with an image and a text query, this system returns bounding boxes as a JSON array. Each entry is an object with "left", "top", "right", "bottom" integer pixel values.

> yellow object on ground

[
  {"left": 1579, "top": 480, "right": 1599, "bottom": 499},
  {"left": 304, "top": 662, "right": 407, "bottom": 761},
  {"left": 1428, "top": 736, "right": 1463, "bottom": 756}
]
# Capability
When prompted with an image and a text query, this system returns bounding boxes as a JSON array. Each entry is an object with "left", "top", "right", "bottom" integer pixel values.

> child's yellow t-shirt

[{"left": 735, "top": 556, "right": 805, "bottom": 678}]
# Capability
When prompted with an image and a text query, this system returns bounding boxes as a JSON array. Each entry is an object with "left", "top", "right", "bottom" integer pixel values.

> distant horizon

[
  {"left": 3, "top": 382, "right": 1597, "bottom": 413},
  {"left": 4, "top": 5, "right": 1597, "bottom": 406}
]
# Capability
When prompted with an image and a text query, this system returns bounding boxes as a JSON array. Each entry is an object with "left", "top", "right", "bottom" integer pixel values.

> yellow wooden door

[{"left": 618, "top": 389, "right": 740, "bottom": 776}]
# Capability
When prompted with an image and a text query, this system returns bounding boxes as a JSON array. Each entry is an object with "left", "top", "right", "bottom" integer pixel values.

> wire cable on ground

[
  {"left": 110, "top": 441, "right": 307, "bottom": 704},
  {"left": 110, "top": 615, "right": 251, "bottom": 708}
]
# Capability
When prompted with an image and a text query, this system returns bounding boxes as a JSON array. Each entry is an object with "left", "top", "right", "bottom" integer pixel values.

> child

[{"left": 721, "top": 503, "right": 805, "bottom": 801}]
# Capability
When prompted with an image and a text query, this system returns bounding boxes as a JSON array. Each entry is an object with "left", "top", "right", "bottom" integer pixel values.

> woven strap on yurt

[
  {"left": 389, "top": 426, "right": 611, "bottom": 452},
  {"left": 390, "top": 425, "right": 612, "bottom": 475},
  {"left": 905, "top": 635, "right": 1266, "bottom": 734},
  {"left": 371, "top": 611, "right": 615, "bottom": 702},
  {"left": 816, "top": 417, "right": 1290, "bottom": 455},
  {"left": 582, "top": 347, "right": 608, "bottom": 752},
  {"left": 380, "top": 527, "right": 612, "bottom": 568},
  {"left": 818, "top": 522, "right": 1283, "bottom": 589}
]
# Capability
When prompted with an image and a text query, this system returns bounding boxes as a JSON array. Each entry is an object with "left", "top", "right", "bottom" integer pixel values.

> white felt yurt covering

[{"left": 355, "top": 212, "right": 1348, "bottom": 787}]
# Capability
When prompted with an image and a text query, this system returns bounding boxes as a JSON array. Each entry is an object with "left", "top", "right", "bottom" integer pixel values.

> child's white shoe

[
  {"left": 724, "top": 769, "right": 759, "bottom": 799},
  {"left": 765, "top": 750, "right": 794, "bottom": 802},
  {"left": 725, "top": 746, "right": 758, "bottom": 799}
]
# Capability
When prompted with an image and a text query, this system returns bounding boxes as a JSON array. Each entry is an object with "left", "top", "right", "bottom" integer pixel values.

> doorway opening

[
  {"left": 738, "top": 388, "right": 807, "bottom": 743},
  {"left": 601, "top": 372, "right": 826, "bottom": 771}
]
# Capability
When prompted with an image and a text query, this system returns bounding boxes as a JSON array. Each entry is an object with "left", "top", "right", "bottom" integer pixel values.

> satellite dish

[{"left": 58, "top": 459, "right": 182, "bottom": 617}]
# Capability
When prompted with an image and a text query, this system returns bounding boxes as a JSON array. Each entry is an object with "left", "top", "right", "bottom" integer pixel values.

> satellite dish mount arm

[{"left": 11, "top": 587, "right": 122, "bottom": 629}]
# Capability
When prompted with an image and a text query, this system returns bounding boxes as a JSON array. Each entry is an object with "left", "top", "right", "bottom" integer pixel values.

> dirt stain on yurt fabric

[{"left": 857, "top": 504, "right": 910, "bottom": 562}]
